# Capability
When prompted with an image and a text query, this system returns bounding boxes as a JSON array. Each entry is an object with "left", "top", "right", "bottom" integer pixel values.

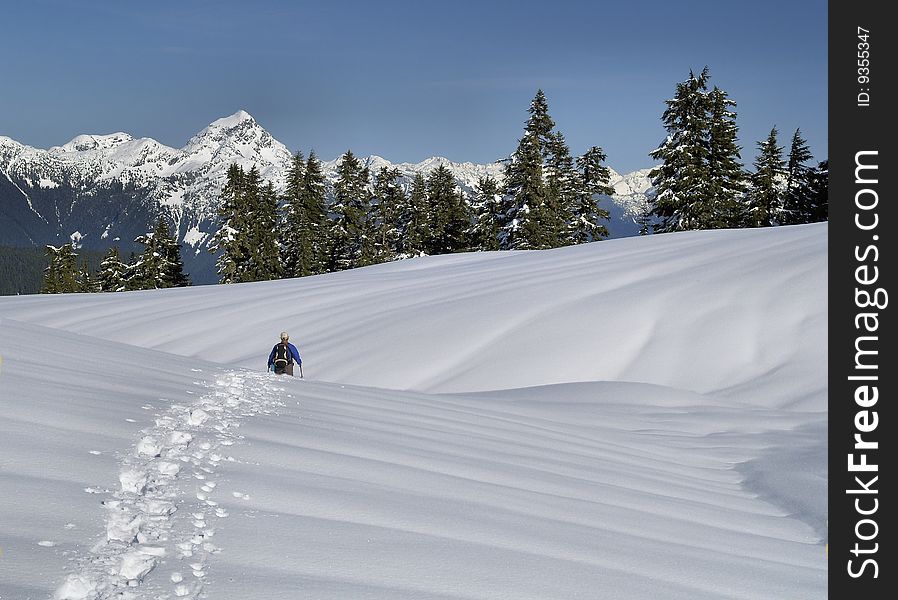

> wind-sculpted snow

[
  {"left": 0, "top": 225, "right": 826, "bottom": 598},
  {"left": 0, "top": 223, "right": 826, "bottom": 409}
]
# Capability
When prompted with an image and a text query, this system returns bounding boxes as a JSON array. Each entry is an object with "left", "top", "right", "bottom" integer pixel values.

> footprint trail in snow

[{"left": 54, "top": 371, "right": 290, "bottom": 600}]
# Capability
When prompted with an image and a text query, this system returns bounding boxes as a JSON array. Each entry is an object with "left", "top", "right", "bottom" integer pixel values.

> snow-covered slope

[{"left": 0, "top": 224, "right": 826, "bottom": 599}]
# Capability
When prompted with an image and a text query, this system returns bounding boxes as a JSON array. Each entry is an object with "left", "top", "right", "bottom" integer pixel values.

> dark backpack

[{"left": 273, "top": 343, "right": 292, "bottom": 371}]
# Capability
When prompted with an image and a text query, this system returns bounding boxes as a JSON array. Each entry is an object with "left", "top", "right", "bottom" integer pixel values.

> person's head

[{"left": 280, "top": 331, "right": 289, "bottom": 342}]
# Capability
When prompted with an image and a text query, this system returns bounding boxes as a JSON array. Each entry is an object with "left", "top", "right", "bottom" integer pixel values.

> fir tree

[
  {"left": 158, "top": 219, "right": 190, "bottom": 287},
  {"left": 649, "top": 67, "right": 712, "bottom": 232},
  {"left": 301, "top": 151, "right": 330, "bottom": 274},
  {"left": 329, "top": 150, "right": 370, "bottom": 271},
  {"left": 280, "top": 151, "right": 307, "bottom": 278},
  {"left": 41, "top": 245, "right": 61, "bottom": 294},
  {"left": 372, "top": 166, "right": 405, "bottom": 262},
  {"left": 126, "top": 233, "right": 161, "bottom": 290},
  {"left": 543, "top": 131, "right": 578, "bottom": 247},
  {"left": 122, "top": 217, "right": 188, "bottom": 290},
  {"left": 780, "top": 129, "right": 815, "bottom": 225},
  {"left": 569, "top": 146, "right": 613, "bottom": 243},
  {"left": 636, "top": 203, "right": 653, "bottom": 235},
  {"left": 400, "top": 172, "right": 430, "bottom": 257},
  {"left": 806, "top": 160, "right": 829, "bottom": 222},
  {"left": 469, "top": 175, "right": 501, "bottom": 251},
  {"left": 746, "top": 127, "right": 786, "bottom": 227},
  {"left": 527, "top": 89, "right": 556, "bottom": 157},
  {"left": 705, "top": 86, "right": 746, "bottom": 227},
  {"left": 247, "top": 178, "right": 282, "bottom": 281},
  {"left": 426, "top": 164, "right": 470, "bottom": 255},
  {"left": 77, "top": 257, "right": 96, "bottom": 292},
  {"left": 127, "top": 217, "right": 175, "bottom": 289},
  {"left": 211, "top": 164, "right": 248, "bottom": 284},
  {"left": 501, "top": 131, "right": 547, "bottom": 249},
  {"left": 500, "top": 90, "right": 572, "bottom": 250},
  {"left": 97, "top": 246, "right": 127, "bottom": 292},
  {"left": 500, "top": 89, "right": 615, "bottom": 249},
  {"left": 211, "top": 164, "right": 280, "bottom": 283},
  {"left": 41, "top": 244, "right": 80, "bottom": 293}
]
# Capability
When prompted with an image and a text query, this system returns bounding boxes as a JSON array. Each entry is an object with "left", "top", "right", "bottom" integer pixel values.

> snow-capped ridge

[
  {"left": 0, "top": 110, "right": 656, "bottom": 282},
  {"left": 183, "top": 110, "right": 265, "bottom": 150},
  {"left": 53, "top": 133, "right": 136, "bottom": 154},
  {"left": 209, "top": 109, "right": 255, "bottom": 129}
]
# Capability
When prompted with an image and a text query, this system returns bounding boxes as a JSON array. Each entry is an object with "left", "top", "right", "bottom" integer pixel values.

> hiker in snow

[{"left": 268, "top": 331, "right": 302, "bottom": 377}]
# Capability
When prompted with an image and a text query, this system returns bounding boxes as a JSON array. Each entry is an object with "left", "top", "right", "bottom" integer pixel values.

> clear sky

[{"left": 1, "top": 0, "right": 827, "bottom": 173}]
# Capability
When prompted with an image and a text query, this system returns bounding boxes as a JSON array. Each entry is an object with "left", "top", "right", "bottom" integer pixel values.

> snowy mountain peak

[
  {"left": 206, "top": 109, "right": 256, "bottom": 130},
  {"left": 0, "top": 111, "right": 656, "bottom": 282},
  {"left": 183, "top": 110, "right": 287, "bottom": 160},
  {"left": 53, "top": 132, "right": 135, "bottom": 154}
]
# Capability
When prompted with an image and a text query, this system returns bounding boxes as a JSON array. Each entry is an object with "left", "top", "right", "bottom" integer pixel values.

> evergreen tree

[
  {"left": 501, "top": 130, "right": 547, "bottom": 249},
  {"left": 41, "top": 244, "right": 80, "bottom": 293},
  {"left": 543, "top": 131, "right": 578, "bottom": 247},
  {"left": 469, "top": 175, "right": 501, "bottom": 251},
  {"left": 372, "top": 166, "right": 405, "bottom": 262},
  {"left": 426, "top": 164, "right": 470, "bottom": 255},
  {"left": 636, "top": 203, "right": 653, "bottom": 235},
  {"left": 97, "top": 246, "right": 127, "bottom": 292},
  {"left": 400, "top": 172, "right": 430, "bottom": 257},
  {"left": 780, "top": 129, "right": 815, "bottom": 225},
  {"left": 246, "top": 178, "right": 282, "bottom": 281},
  {"left": 158, "top": 219, "right": 190, "bottom": 287},
  {"left": 498, "top": 89, "right": 616, "bottom": 249},
  {"left": 806, "top": 160, "right": 829, "bottom": 222},
  {"left": 77, "top": 257, "right": 96, "bottom": 292},
  {"left": 211, "top": 164, "right": 248, "bottom": 284},
  {"left": 527, "top": 89, "right": 556, "bottom": 158},
  {"left": 498, "top": 90, "right": 564, "bottom": 250},
  {"left": 129, "top": 219, "right": 167, "bottom": 289},
  {"left": 126, "top": 234, "right": 161, "bottom": 290},
  {"left": 648, "top": 67, "right": 713, "bottom": 232},
  {"left": 705, "top": 86, "right": 747, "bottom": 227},
  {"left": 569, "top": 146, "right": 613, "bottom": 243},
  {"left": 280, "top": 151, "right": 307, "bottom": 278},
  {"left": 301, "top": 151, "right": 330, "bottom": 274},
  {"left": 41, "top": 245, "right": 61, "bottom": 294},
  {"left": 211, "top": 164, "right": 280, "bottom": 283},
  {"left": 124, "top": 217, "right": 190, "bottom": 290},
  {"left": 329, "top": 150, "right": 370, "bottom": 270},
  {"left": 746, "top": 127, "right": 786, "bottom": 227}
]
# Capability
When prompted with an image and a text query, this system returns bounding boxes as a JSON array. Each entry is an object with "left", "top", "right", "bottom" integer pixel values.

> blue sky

[{"left": 1, "top": 0, "right": 826, "bottom": 173}]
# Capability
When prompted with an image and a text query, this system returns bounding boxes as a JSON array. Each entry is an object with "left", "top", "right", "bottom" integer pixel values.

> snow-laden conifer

[{"left": 746, "top": 127, "right": 786, "bottom": 227}]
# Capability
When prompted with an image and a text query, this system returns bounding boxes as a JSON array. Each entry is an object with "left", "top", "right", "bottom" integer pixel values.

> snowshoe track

[{"left": 54, "top": 371, "right": 288, "bottom": 599}]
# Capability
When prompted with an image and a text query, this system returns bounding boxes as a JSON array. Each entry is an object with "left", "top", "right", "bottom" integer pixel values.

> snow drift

[{"left": 0, "top": 223, "right": 826, "bottom": 599}]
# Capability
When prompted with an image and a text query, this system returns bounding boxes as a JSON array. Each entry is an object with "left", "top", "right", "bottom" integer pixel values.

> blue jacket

[{"left": 268, "top": 342, "right": 301, "bottom": 368}]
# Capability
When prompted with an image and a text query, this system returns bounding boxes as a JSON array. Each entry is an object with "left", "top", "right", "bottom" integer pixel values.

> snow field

[
  {"left": 53, "top": 371, "right": 287, "bottom": 599},
  {"left": 0, "top": 224, "right": 827, "bottom": 598}
]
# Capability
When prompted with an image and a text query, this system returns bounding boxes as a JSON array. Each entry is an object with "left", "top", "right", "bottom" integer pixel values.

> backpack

[{"left": 273, "top": 343, "right": 292, "bottom": 372}]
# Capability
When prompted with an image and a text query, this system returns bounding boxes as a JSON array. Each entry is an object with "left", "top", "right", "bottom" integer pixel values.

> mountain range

[{"left": 0, "top": 111, "right": 654, "bottom": 284}]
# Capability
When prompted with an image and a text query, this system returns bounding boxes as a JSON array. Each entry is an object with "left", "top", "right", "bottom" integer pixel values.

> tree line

[
  {"left": 41, "top": 217, "right": 190, "bottom": 293},
  {"left": 1, "top": 245, "right": 73, "bottom": 295},
  {"left": 213, "top": 90, "right": 616, "bottom": 283},
  {"left": 647, "top": 66, "right": 827, "bottom": 232},
  {"left": 37, "top": 72, "right": 827, "bottom": 293}
]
